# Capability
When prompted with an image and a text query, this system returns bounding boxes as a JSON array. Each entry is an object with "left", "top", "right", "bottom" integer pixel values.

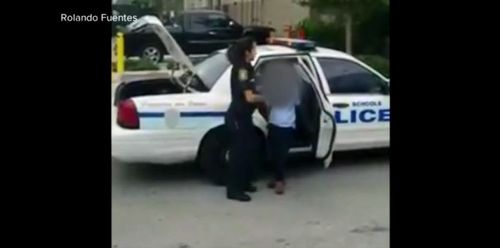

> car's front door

[{"left": 315, "top": 57, "right": 390, "bottom": 150}]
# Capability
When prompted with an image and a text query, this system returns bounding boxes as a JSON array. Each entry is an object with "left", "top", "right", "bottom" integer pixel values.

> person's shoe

[
  {"left": 227, "top": 191, "right": 251, "bottom": 202},
  {"left": 245, "top": 185, "right": 258, "bottom": 193},
  {"left": 267, "top": 180, "right": 275, "bottom": 189},
  {"left": 274, "top": 181, "right": 285, "bottom": 195}
]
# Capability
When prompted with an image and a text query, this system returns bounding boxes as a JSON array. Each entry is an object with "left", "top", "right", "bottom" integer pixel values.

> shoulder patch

[{"left": 238, "top": 69, "right": 248, "bottom": 81}]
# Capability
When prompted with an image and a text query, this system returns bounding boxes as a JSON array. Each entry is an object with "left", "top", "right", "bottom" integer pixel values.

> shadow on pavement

[
  {"left": 112, "top": 148, "right": 389, "bottom": 185},
  {"left": 283, "top": 148, "right": 389, "bottom": 179},
  {"left": 112, "top": 159, "right": 204, "bottom": 184}
]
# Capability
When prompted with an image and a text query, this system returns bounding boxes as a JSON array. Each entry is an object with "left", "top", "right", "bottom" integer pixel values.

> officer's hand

[{"left": 244, "top": 90, "right": 264, "bottom": 103}]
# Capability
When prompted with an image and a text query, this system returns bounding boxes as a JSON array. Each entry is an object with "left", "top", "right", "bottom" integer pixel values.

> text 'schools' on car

[{"left": 112, "top": 16, "right": 390, "bottom": 184}]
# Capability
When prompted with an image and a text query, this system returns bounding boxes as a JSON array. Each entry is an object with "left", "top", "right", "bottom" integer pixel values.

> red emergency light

[{"left": 267, "top": 37, "right": 316, "bottom": 51}]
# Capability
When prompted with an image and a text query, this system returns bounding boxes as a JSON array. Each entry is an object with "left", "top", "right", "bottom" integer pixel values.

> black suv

[{"left": 123, "top": 10, "right": 275, "bottom": 63}]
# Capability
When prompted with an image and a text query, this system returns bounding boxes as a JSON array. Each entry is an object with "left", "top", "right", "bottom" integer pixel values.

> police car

[{"left": 112, "top": 16, "right": 390, "bottom": 184}]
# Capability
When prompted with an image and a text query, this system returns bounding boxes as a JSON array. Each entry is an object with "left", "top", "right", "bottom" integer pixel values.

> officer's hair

[{"left": 226, "top": 37, "right": 255, "bottom": 65}]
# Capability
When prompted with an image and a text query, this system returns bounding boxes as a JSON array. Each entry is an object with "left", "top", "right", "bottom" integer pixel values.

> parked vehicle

[
  {"left": 123, "top": 10, "right": 275, "bottom": 63},
  {"left": 112, "top": 17, "right": 390, "bottom": 184}
]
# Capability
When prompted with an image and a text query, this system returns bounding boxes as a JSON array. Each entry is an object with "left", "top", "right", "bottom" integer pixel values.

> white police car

[{"left": 112, "top": 16, "right": 389, "bottom": 184}]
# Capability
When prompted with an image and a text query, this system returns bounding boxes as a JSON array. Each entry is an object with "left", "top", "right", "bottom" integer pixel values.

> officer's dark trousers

[
  {"left": 225, "top": 114, "right": 258, "bottom": 193},
  {"left": 267, "top": 124, "right": 294, "bottom": 181}
]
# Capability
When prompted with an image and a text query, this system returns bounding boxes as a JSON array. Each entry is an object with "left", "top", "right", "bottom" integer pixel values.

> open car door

[{"left": 297, "top": 56, "right": 337, "bottom": 168}]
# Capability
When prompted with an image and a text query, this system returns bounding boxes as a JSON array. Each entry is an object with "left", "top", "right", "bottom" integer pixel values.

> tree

[
  {"left": 153, "top": 0, "right": 164, "bottom": 15},
  {"left": 298, "top": 0, "right": 388, "bottom": 54},
  {"left": 131, "top": 0, "right": 151, "bottom": 8}
]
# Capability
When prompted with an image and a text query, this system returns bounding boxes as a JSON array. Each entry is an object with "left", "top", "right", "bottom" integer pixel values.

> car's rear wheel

[
  {"left": 199, "top": 130, "right": 230, "bottom": 186},
  {"left": 199, "top": 128, "right": 266, "bottom": 186}
]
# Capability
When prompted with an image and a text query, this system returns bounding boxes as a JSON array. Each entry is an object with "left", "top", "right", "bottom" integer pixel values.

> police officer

[{"left": 225, "top": 37, "right": 263, "bottom": 202}]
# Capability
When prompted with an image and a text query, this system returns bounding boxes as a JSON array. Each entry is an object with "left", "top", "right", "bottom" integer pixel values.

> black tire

[
  {"left": 140, "top": 44, "right": 164, "bottom": 64},
  {"left": 199, "top": 127, "right": 267, "bottom": 186},
  {"left": 199, "top": 130, "right": 230, "bottom": 186}
]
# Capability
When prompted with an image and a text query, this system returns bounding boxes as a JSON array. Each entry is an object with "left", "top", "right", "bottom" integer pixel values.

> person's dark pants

[
  {"left": 267, "top": 124, "right": 294, "bottom": 182},
  {"left": 225, "top": 114, "right": 258, "bottom": 194}
]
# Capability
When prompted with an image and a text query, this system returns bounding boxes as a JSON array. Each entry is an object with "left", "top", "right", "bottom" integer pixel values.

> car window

[
  {"left": 206, "top": 14, "right": 229, "bottom": 28},
  {"left": 255, "top": 58, "right": 311, "bottom": 99},
  {"left": 189, "top": 13, "right": 208, "bottom": 30},
  {"left": 317, "top": 58, "right": 386, "bottom": 94},
  {"left": 189, "top": 13, "right": 229, "bottom": 30}
]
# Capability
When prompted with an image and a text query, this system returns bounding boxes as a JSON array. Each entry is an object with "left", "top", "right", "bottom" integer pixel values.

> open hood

[{"left": 127, "top": 16, "right": 195, "bottom": 72}]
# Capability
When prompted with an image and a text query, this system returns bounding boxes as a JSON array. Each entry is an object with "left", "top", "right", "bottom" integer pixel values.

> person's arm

[
  {"left": 237, "top": 67, "right": 264, "bottom": 103},
  {"left": 243, "top": 90, "right": 264, "bottom": 103}
]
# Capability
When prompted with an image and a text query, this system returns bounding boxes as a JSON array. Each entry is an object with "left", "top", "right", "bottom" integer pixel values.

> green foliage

[
  {"left": 352, "top": 2, "right": 389, "bottom": 56},
  {"left": 297, "top": 0, "right": 389, "bottom": 57},
  {"left": 299, "top": 0, "right": 386, "bottom": 21},
  {"left": 131, "top": 0, "right": 151, "bottom": 8},
  {"left": 125, "top": 58, "right": 160, "bottom": 71},
  {"left": 356, "top": 55, "right": 389, "bottom": 78},
  {"left": 298, "top": 19, "right": 345, "bottom": 51}
]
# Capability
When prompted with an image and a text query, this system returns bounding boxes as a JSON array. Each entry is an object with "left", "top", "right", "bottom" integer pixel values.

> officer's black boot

[
  {"left": 244, "top": 184, "right": 257, "bottom": 193},
  {"left": 226, "top": 173, "right": 251, "bottom": 201},
  {"left": 227, "top": 190, "right": 251, "bottom": 202}
]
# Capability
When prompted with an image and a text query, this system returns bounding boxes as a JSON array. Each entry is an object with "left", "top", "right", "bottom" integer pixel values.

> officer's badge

[{"left": 238, "top": 69, "right": 248, "bottom": 81}]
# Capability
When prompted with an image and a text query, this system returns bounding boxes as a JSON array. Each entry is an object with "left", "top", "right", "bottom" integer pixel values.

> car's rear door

[{"left": 297, "top": 55, "right": 337, "bottom": 168}]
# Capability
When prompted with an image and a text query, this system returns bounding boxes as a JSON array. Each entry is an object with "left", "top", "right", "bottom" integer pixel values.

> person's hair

[{"left": 226, "top": 36, "right": 255, "bottom": 65}]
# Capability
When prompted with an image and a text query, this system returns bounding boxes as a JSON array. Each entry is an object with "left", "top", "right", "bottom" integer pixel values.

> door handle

[
  {"left": 333, "top": 103, "right": 349, "bottom": 108},
  {"left": 208, "top": 31, "right": 216, "bottom": 35}
]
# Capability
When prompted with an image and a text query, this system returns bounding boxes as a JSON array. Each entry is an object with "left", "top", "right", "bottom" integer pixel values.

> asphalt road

[{"left": 112, "top": 151, "right": 389, "bottom": 248}]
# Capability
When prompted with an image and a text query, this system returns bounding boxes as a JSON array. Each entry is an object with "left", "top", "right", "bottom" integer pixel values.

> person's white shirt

[
  {"left": 269, "top": 102, "right": 299, "bottom": 128},
  {"left": 268, "top": 89, "right": 300, "bottom": 128},
  {"left": 260, "top": 60, "right": 302, "bottom": 128}
]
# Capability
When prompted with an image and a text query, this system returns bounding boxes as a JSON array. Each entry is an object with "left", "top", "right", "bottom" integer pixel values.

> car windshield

[{"left": 190, "top": 52, "right": 230, "bottom": 91}]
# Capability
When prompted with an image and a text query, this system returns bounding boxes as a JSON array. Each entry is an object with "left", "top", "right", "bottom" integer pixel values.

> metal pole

[{"left": 116, "top": 32, "right": 125, "bottom": 75}]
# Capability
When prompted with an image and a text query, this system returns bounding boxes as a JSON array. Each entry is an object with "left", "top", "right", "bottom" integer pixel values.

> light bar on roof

[{"left": 268, "top": 37, "right": 316, "bottom": 51}]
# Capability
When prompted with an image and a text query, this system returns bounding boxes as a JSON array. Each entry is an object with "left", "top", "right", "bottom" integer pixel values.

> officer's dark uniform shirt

[{"left": 227, "top": 62, "right": 256, "bottom": 120}]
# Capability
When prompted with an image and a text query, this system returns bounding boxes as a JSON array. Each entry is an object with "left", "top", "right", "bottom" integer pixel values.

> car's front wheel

[{"left": 141, "top": 44, "right": 164, "bottom": 64}]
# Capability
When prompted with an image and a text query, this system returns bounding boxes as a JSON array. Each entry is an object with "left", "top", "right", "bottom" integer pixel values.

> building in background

[
  {"left": 183, "top": 0, "right": 309, "bottom": 36},
  {"left": 184, "top": 0, "right": 223, "bottom": 9},
  {"left": 220, "top": 0, "right": 309, "bottom": 36},
  {"left": 113, "top": 0, "right": 184, "bottom": 13},
  {"left": 184, "top": 0, "right": 210, "bottom": 9}
]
